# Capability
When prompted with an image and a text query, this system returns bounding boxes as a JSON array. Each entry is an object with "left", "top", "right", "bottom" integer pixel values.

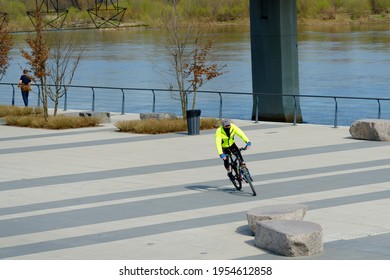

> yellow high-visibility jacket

[{"left": 215, "top": 123, "right": 250, "bottom": 155}]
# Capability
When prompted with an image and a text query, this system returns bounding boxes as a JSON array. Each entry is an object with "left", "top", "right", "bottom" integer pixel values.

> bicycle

[{"left": 226, "top": 147, "right": 256, "bottom": 196}]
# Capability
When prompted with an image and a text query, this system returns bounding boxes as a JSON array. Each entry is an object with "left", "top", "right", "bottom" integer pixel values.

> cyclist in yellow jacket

[{"left": 215, "top": 118, "right": 251, "bottom": 182}]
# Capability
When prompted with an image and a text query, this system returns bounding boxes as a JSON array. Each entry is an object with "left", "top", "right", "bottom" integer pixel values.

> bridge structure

[
  {"left": 250, "top": 0, "right": 302, "bottom": 123},
  {"left": 25, "top": 0, "right": 126, "bottom": 30},
  {"left": 87, "top": 0, "right": 127, "bottom": 28},
  {"left": 0, "top": 12, "right": 6, "bottom": 26}
]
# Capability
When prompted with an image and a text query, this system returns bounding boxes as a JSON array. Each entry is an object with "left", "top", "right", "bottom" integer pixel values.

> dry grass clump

[
  {"left": 4, "top": 115, "right": 101, "bottom": 129},
  {"left": 1, "top": 105, "right": 101, "bottom": 129},
  {"left": 115, "top": 118, "right": 220, "bottom": 134},
  {"left": 0, "top": 105, "right": 42, "bottom": 117}
]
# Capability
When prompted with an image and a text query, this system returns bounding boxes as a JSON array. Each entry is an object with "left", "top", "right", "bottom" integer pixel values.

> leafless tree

[
  {"left": 161, "top": 0, "right": 226, "bottom": 120},
  {"left": 47, "top": 34, "right": 83, "bottom": 115},
  {"left": 161, "top": 1, "right": 191, "bottom": 119}
]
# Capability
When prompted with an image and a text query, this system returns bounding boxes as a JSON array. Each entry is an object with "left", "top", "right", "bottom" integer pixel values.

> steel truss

[
  {"left": 27, "top": 0, "right": 82, "bottom": 30},
  {"left": 26, "top": 0, "right": 126, "bottom": 30},
  {"left": 0, "top": 12, "right": 7, "bottom": 26},
  {"left": 87, "top": 0, "right": 127, "bottom": 28}
]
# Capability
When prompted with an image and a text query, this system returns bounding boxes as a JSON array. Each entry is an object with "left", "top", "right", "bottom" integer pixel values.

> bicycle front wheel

[
  {"left": 242, "top": 167, "right": 256, "bottom": 196},
  {"left": 247, "top": 179, "right": 256, "bottom": 196}
]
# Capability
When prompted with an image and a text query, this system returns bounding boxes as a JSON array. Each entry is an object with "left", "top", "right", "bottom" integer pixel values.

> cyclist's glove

[
  {"left": 220, "top": 154, "right": 226, "bottom": 159},
  {"left": 245, "top": 142, "right": 252, "bottom": 149}
]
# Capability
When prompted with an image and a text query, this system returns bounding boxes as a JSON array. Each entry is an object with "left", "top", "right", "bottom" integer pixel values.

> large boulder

[
  {"left": 246, "top": 204, "right": 308, "bottom": 234},
  {"left": 255, "top": 220, "right": 323, "bottom": 257},
  {"left": 349, "top": 119, "right": 390, "bottom": 141}
]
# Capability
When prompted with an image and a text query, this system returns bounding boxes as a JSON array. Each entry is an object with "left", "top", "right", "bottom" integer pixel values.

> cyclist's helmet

[{"left": 222, "top": 118, "right": 231, "bottom": 127}]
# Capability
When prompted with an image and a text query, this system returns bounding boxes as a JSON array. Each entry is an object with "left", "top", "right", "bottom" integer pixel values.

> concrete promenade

[{"left": 0, "top": 112, "right": 389, "bottom": 260}]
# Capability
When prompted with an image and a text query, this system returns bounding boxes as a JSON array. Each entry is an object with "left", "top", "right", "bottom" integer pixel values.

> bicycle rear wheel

[
  {"left": 231, "top": 165, "right": 242, "bottom": 190},
  {"left": 242, "top": 167, "right": 256, "bottom": 196}
]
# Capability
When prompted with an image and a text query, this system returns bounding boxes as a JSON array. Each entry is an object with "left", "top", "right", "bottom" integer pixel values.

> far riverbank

[{"left": 5, "top": 12, "right": 390, "bottom": 33}]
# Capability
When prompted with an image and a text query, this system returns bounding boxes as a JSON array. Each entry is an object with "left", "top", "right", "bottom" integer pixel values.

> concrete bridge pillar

[{"left": 250, "top": 0, "right": 302, "bottom": 122}]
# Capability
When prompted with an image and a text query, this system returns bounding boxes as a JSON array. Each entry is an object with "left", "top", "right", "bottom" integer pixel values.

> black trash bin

[{"left": 186, "top": 109, "right": 201, "bottom": 135}]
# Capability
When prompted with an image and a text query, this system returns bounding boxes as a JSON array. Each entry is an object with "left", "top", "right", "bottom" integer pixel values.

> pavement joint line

[
  {"left": 0, "top": 189, "right": 198, "bottom": 221},
  {"left": 0, "top": 183, "right": 387, "bottom": 247},
  {"left": 1, "top": 165, "right": 389, "bottom": 221},
  {"left": 1, "top": 144, "right": 389, "bottom": 192},
  {"left": 252, "top": 165, "right": 390, "bottom": 186}
]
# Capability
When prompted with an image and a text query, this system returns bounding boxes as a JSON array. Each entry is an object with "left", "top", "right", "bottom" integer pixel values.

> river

[{"left": 1, "top": 24, "right": 390, "bottom": 126}]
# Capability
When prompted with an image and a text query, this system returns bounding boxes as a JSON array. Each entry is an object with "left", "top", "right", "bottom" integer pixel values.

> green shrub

[
  {"left": 298, "top": 0, "right": 335, "bottom": 19},
  {"left": 343, "top": 0, "right": 371, "bottom": 18},
  {"left": 129, "top": 0, "right": 167, "bottom": 25},
  {"left": 66, "top": 7, "right": 91, "bottom": 25},
  {"left": 370, "top": 0, "right": 390, "bottom": 13}
]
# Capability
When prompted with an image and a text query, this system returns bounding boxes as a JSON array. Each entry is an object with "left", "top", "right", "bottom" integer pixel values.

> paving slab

[{"left": 0, "top": 112, "right": 389, "bottom": 260}]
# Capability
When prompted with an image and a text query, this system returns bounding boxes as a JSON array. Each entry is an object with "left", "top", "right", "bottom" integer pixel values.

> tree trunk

[{"left": 40, "top": 77, "right": 49, "bottom": 120}]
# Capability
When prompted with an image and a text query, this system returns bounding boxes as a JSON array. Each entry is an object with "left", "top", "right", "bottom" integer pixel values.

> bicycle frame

[
  {"left": 226, "top": 147, "right": 256, "bottom": 196},
  {"left": 226, "top": 150, "right": 242, "bottom": 191}
]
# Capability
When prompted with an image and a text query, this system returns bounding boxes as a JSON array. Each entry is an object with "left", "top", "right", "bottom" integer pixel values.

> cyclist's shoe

[{"left": 227, "top": 172, "right": 235, "bottom": 182}]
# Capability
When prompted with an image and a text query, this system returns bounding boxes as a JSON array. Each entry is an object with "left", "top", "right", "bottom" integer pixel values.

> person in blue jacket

[{"left": 19, "top": 69, "right": 32, "bottom": 107}]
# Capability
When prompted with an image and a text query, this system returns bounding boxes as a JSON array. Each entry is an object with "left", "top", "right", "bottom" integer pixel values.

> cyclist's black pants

[{"left": 223, "top": 143, "right": 244, "bottom": 170}]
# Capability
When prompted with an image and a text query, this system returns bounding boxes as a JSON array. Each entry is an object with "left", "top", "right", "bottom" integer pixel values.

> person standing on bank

[
  {"left": 19, "top": 69, "right": 32, "bottom": 107},
  {"left": 215, "top": 119, "right": 251, "bottom": 181}
]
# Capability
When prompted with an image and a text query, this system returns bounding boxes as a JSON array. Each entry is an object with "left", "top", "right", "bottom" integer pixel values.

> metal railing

[{"left": 1, "top": 82, "right": 389, "bottom": 128}]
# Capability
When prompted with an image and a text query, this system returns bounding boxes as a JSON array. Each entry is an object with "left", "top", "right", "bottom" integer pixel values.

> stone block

[
  {"left": 140, "top": 112, "right": 177, "bottom": 120},
  {"left": 64, "top": 111, "right": 111, "bottom": 123},
  {"left": 246, "top": 204, "right": 308, "bottom": 234},
  {"left": 255, "top": 220, "right": 323, "bottom": 257},
  {"left": 78, "top": 112, "right": 111, "bottom": 123},
  {"left": 349, "top": 119, "right": 390, "bottom": 141}
]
